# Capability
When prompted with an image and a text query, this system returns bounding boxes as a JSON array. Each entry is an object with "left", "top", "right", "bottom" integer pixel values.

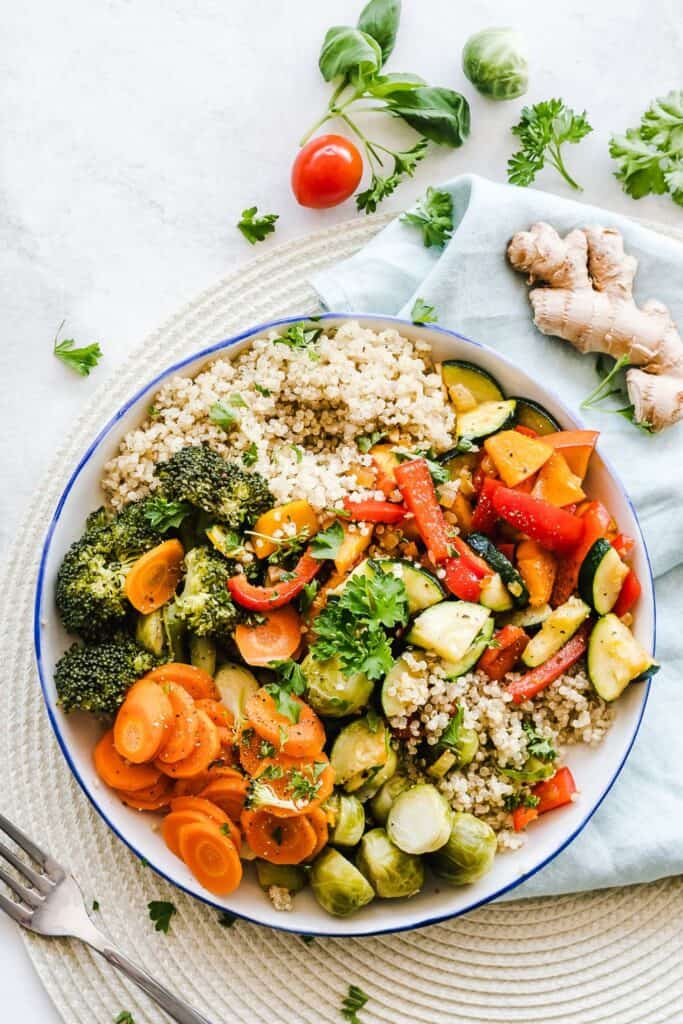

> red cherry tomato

[{"left": 291, "top": 134, "right": 363, "bottom": 209}]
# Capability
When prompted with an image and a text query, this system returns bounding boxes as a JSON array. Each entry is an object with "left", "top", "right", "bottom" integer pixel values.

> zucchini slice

[
  {"left": 512, "top": 397, "right": 561, "bottom": 436},
  {"left": 407, "top": 601, "right": 491, "bottom": 663},
  {"left": 373, "top": 559, "right": 445, "bottom": 615},
  {"left": 468, "top": 532, "right": 529, "bottom": 608},
  {"left": 442, "top": 361, "right": 505, "bottom": 407},
  {"left": 579, "top": 539, "right": 630, "bottom": 615},
  {"left": 443, "top": 617, "right": 494, "bottom": 677},
  {"left": 478, "top": 573, "right": 514, "bottom": 613},
  {"left": 456, "top": 400, "right": 517, "bottom": 442},
  {"left": 522, "top": 596, "right": 591, "bottom": 668},
  {"left": 438, "top": 448, "right": 479, "bottom": 481},
  {"left": 588, "top": 614, "right": 656, "bottom": 701},
  {"left": 500, "top": 603, "right": 552, "bottom": 631}
]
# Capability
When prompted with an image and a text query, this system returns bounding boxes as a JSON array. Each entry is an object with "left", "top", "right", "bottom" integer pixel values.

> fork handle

[{"left": 94, "top": 942, "right": 215, "bottom": 1024}]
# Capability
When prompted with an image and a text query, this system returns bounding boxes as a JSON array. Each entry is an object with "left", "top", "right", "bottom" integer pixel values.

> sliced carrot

[
  {"left": 195, "top": 699, "right": 236, "bottom": 752},
  {"left": 162, "top": 809, "right": 214, "bottom": 858},
  {"left": 155, "top": 710, "right": 221, "bottom": 779},
  {"left": 119, "top": 776, "right": 173, "bottom": 812},
  {"left": 251, "top": 500, "right": 319, "bottom": 559},
  {"left": 178, "top": 821, "right": 243, "bottom": 896},
  {"left": 94, "top": 730, "right": 161, "bottom": 791},
  {"left": 167, "top": 796, "right": 242, "bottom": 852},
  {"left": 124, "top": 538, "right": 184, "bottom": 614},
  {"left": 241, "top": 809, "right": 317, "bottom": 865},
  {"left": 156, "top": 683, "right": 199, "bottom": 765},
  {"left": 253, "top": 756, "right": 334, "bottom": 818},
  {"left": 306, "top": 807, "right": 329, "bottom": 860},
  {"left": 234, "top": 605, "right": 302, "bottom": 667},
  {"left": 199, "top": 775, "right": 249, "bottom": 821},
  {"left": 245, "top": 688, "right": 325, "bottom": 759},
  {"left": 239, "top": 723, "right": 278, "bottom": 776},
  {"left": 114, "top": 679, "right": 173, "bottom": 764},
  {"left": 145, "top": 663, "right": 218, "bottom": 701}
]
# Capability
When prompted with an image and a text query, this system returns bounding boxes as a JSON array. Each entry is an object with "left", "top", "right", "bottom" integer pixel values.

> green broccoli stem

[{"left": 547, "top": 144, "right": 582, "bottom": 191}]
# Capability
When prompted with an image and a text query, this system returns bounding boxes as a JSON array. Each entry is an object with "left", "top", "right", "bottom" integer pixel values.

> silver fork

[{"left": 0, "top": 811, "right": 215, "bottom": 1024}]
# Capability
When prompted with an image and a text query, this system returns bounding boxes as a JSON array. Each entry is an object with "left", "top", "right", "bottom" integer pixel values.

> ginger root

[{"left": 507, "top": 222, "right": 683, "bottom": 431}]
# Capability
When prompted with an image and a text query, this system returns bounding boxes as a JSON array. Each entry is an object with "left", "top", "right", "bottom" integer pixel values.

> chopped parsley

[
  {"left": 274, "top": 322, "right": 323, "bottom": 354},
  {"left": 300, "top": 934, "right": 315, "bottom": 945},
  {"left": 229, "top": 392, "right": 247, "bottom": 408},
  {"left": 253, "top": 383, "right": 271, "bottom": 396},
  {"left": 437, "top": 706, "right": 464, "bottom": 751},
  {"left": 522, "top": 721, "right": 557, "bottom": 762},
  {"left": 393, "top": 446, "right": 449, "bottom": 485},
  {"left": 356, "top": 430, "right": 386, "bottom": 453},
  {"left": 92, "top": 899, "right": 100, "bottom": 912},
  {"left": 503, "top": 790, "right": 541, "bottom": 812},
  {"left": 147, "top": 405, "right": 161, "bottom": 419},
  {"left": 220, "top": 822, "right": 232, "bottom": 837},
  {"left": 237, "top": 206, "right": 279, "bottom": 244},
  {"left": 290, "top": 444, "right": 304, "bottom": 463},
  {"left": 341, "top": 985, "right": 370, "bottom": 1024},
  {"left": 401, "top": 187, "right": 454, "bottom": 248},
  {"left": 265, "top": 659, "right": 307, "bottom": 723},
  {"left": 310, "top": 520, "right": 345, "bottom": 561},
  {"left": 53, "top": 322, "right": 102, "bottom": 377},
  {"left": 148, "top": 900, "right": 176, "bottom": 934},
  {"left": 299, "top": 579, "right": 319, "bottom": 614},
  {"left": 259, "top": 739, "right": 276, "bottom": 758},
  {"left": 115, "top": 1013, "right": 135, "bottom": 1024},
  {"left": 209, "top": 400, "right": 238, "bottom": 431},
  {"left": 242, "top": 442, "right": 259, "bottom": 467},
  {"left": 218, "top": 911, "right": 237, "bottom": 928},
  {"left": 143, "top": 497, "right": 192, "bottom": 531},
  {"left": 411, "top": 297, "right": 438, "bottom": 324}
]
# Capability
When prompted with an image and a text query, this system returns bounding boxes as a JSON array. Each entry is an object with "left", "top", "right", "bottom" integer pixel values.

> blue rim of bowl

[{"left": 34, "top": 312, "right": 656, "bottom": 938}]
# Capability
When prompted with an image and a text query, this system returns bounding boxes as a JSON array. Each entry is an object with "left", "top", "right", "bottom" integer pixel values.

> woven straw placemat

[{"left": 2, "top": 213, "right": 682, "bottom": 1024}]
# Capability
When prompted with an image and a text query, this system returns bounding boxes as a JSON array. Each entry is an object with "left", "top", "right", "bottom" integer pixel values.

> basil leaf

[
  {"left": 318, "top": 26, "right": 382, "bottom": 83},
  {"left": 386, "top": 87, "right": 471, "bottom": 147},
  {"left": 357, "top": 0, "right": 401, "bottom": 64},
  {"left": 368, "top": 72, "right": 426, "bottom": 98}
]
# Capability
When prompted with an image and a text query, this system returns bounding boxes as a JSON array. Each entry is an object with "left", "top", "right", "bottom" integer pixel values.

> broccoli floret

[
  {"left": 174, "top": 545, "right": 242, "bottom": 638},
  {"left": 155, "top": 444, "right": 273, "bottom": 530},
  {"left": 55, "top": 498, "right": 166, "bottom": 638},
  {"left": 55, "top": 635, "right": 162, "bottom": 715}
]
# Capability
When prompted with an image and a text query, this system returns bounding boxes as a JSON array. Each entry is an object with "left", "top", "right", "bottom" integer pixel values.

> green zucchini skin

[
  {"left": 456, "top": 400, "right": 517, "bottom": 442},
  {"left": 579, "top": 539, "right": 629, "bottom": 615},
  {"left": 373, "top": 559, "right": 445, "bottom": 615},
  {"left": 442, "top": 361, "right": 505, "bottom": 404},
  {"left": 511, "top": 397, "right": 561, "bottom": 436},
  {"left": 467, "top": 533, "right": 530, "bottom": 609}
]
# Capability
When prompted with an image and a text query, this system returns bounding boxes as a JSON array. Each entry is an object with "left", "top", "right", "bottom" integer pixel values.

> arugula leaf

[
  {"left": 237, "top": 206, "right": 279, "bottom": 244},
  {"left": 274, "top": 323, "right": 323, "bottom": 353},
  {"left": 242, "top": 442, "right": 258, "bottom": 467},
  {"left": 148, "top": 900, "right": 176, "bottom": 934},
  {"left": 401, "top": 187, "right": 454, "bottom": 247},
  {"left": 356, "top": 430, "right": 386, "bottom": 453},
  {"left": 342, "top": 985, "right": 370, "bottom": 1024},
  {"left": 610, "top": 91, "right": 683, "bottom": 206},
  {"left": 310, "top": 520, "right": 345, "bottom": 560},
  {"left": 507, "top": 99, "right": 592, "bottom": 191},
  {"left": 143, "top": 497, "right": 192, "bottom": 532},
  {"left": 318, "top": 26, "right": 381, "bottom": 83},
  {"left": 357, "top": 0, "right": 401, "bottom": 64},
  {"left": 385, "top": 87, "right": 470, "bottom": 147},
  {"left": 209, "top": 400, "right": 238, "bottom": 430},
  {"left": 411, "top": 297, "right": 437, "bottom": 324},
  {"left": 53, "top": 324, "right": 102, "bottom": 377},
  {"left": 522, "top": 720, "right": 557, "bottom": 762}
]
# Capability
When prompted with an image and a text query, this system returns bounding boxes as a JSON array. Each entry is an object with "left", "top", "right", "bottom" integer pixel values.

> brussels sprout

[
  {"left": 310, "top": 848, "right": 375, "bottom": 917},
  {"left": 330, "top": 715, "right": 388, "bottom": 786},
  {"left": 369, "top": 773, "right": 410, "bottom": 826},
  {"left": 214, "top": 662, "right": 259, "bottom": 722},
  {"left": 327, "top": 793, "right": 366, "bottom": 847},
  {"left": 135, "top": 609, "right": 166, "bottom": 657},
  {"left": 427, "top": 812, "right": 496, "bottom": 885},
  {"left": 356, "top": 828, "right": 424, "bottom": 899},
  {"left": 301, "top": 653, "right": 373, "bottom": 717},
  {"left": 387, "top": 784, "right": 452, "bottom": 855},
  {"left": 462, "top": 27, "right": 528, "bottom": 101},
  {"left": 255, "top": 860, "right": 307, "bottom": 893},
  {"left": 347, "top": 745, "right": 398, "bottom": 800}
]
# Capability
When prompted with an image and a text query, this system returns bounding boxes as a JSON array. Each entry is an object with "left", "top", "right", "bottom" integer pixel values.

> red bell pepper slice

[
  {"left": 394, "top": 458, "right": 452, "bottom": 563},
  {"left": 227, "top": 550, "right": 321, "bottom": 611},
  {"left": 496, "top": 542, "right": 516, "bottom": 562},
  {"left": 492, "top": 486, "right": 584, "bottom": 555},
  {"left": 612, "top": 533, "right": 635, "bottom": 560},
  {"left": 533, "top": 766, "right": 578, "bottom": 814},
  {"left": 343, "top": 498, "right": 407, "bottom": 524},
  {"left": 551, "top": 501, "right": 613, "bottom": 606},
  {"left": 515, "top": 424, "right": 539, "bottom": 438},
  {"left": 506, "top": 622, "right": 591, "bottom": 704},
  {"left": 471, "top": 476, "right": 501, "bottom": 535},
  {"left": 613, "top": 569, "right": 642, "bottom": 617},
  {"left": 451, "top": 536, "right": 491, "bottom": 579},
  {"left": 512, "top": 805, "right": 539, "bottom": 831},
  {"left": 443, "top": 557, "right": 481, "bottom": 602},
  {"left": 478, "top": 625, "right": 529, "bottom": 681}
]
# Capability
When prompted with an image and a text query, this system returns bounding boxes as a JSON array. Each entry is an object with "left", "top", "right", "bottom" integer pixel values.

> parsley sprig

[
  {"left": 310, "top": 520, "right": 345, "bottom": 561},
  {"left": 507, "top": 99, "right": 592, "bottom": 191},
  {"left": 610, "top": 91, "right": 683, "bottom": 207},
  {"left": 148, "top": 900, "right": 176, "bottom": 934},
  {"left": 266, "top": 659, "right": 308, "bottom": 723},
  {"left": 522, "top": 721, "right": 557, "bottom": 762},
  {"left": 401, "top": 188, "right": 454, "bottom": 247},
  {"left": 341, "top": 985, "right": 370, "bottom": 1024},
  {"left": 143, "top": 497, "right": 192, "bottom": 532},
  {"left": 311, "top": 561, "right": 408, "bottom": 679},
  {"left": 274, "top": 322, "right": 323, "bottom": 357},
  {"left": 237, "top": 206, "right": 279, "bottom": 244},
  {"left": 53, "top": 322, "right": 102, "bottom": 377}
]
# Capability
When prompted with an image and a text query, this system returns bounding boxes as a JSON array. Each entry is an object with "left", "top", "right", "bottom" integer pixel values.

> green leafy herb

[
  {"left": 300, "top": 933, "right": 315, "bottom": 945},
  {"left": 452, "top": 437, "right": 479, "bottom": 454},
  {"left": 229, "top": 392, "right": 248, "bottom": 408},
  {"left": 310, "top": 520, "right": 345, "bottom": 560},
  {"left": 437, "top": 706, "right": 464, "bottom": 751},
  {"left": 341, "top": 984, "right": 370, "bottom": 1024},
  {"left": 53, "top": 322, "right": 102, "bottom": 377},
  {"left": 148, "top": 900, "right": 176, "bottom": 934},
  {"left": 143, "top": 497, "right": 192, "bottom": 532},
  {"left": 218, "top": 911, "right": 237, "bottom": 928},
  {"left": 274, "top": 322, "right": 323, "bottom": 354},
  {"left": 401, "top": 187, "right": 454, "bottom": 247},
  {"left": 115, "top": 1013, "right": 135, "bottom": 1024},
  {"left": 312, "top": 561, "right": 408, "bottom": 679},
  {"left": 266, "top": 659, "right": 307, "bottom": 723},
  {"left": 290, "top": 444, "right": 304, "bottom": 464},
  {"left": 92, "top": 900, "right": 100, "bottom": 912},
  {"left": 507, "top": 99, "right": 592, "bottom": 190},
  {"left": 148, "top": 405, "right": 161, "bottom": 419},
  {"left": 581, "top": 354, "right": 653, "bottom": 433},
  {"left": 288, "top": 767, "right": 322, "bottom": 803},
  {"left": 503, "top": 790, "right": 540, "bottom": 812},
  {"left": 393, "top": 446, "right": 449, "bottom": 485},
  {"left": 209, "top": 400, "right": 238, "bottom": 431},
  {"left": 242, "top": 442, "right": 259, "bottom": 467},
  {"left": 356, "top": 430, "right": 386, "bottom": 453},
  {"left": 254, "top": 383, "right": 271, "bottom": 397},
  {"left": 237, "top": 206, "right": 279, "bottom": 244},
  {"left": 610, "top": 91, "right": 683, "bottom": 206},
  {"left": 410, "top": 297, "right": 437, "bottom": 324},
  {"left": 522, "top": 721, "right": 557, "bottom": 762},
  {"left": 299, "top": 579, "right": 319, "bottom": 614},
  {"left": 247, "top": 524, "right": 310, "bottom": 566},
  {"left": 301, "top": 1, "right": 469, "bottom": 213},
  {"left": 220, "top": 822, "right": 232, "bottom": 836},
  {"left": 259, "top": 739, "right": 276, "bottom": 758},
  {"left": 365, "top": 707, "right": 381, "bottom": 733},
  {"left": 260, "top": 763, "right": 285, "bottom": 781}
]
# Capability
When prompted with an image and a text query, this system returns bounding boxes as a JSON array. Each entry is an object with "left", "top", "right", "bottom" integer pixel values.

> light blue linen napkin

[{"left": 312, "top": 174, "right": 683, "bottom": 898}]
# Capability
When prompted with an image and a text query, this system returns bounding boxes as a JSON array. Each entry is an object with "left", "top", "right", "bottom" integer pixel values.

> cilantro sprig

[
  {"left": 53, "top": 322, "right": 102, "bottom": 377},
  {"left": 237, "top": 206, "right": 279, "bottom": 244},
  {"left": 507, "top": 99, "right": 592, "bottom": 191},
  {"left": 401, "top": 188, "right": 454, "bottom": 247}
]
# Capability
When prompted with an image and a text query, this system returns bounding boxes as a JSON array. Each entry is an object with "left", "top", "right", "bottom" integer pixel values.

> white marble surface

[{"left": 2, "top": 0, "right": 682, "bottom": 1018}]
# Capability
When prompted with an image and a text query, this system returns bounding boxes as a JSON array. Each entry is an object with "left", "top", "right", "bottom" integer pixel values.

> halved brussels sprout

[
  {"left": 387, "top": 784, "right": 452, "bottom": 855},
  {"left": 462, "top": 27, "right": 528, "bottom": 101},
  {"left": 301, "top": 653, "right": 373, "bottom": 718},
  {"left": 427, "top": 812, "right": 496, "bottom": 885},
  {"left": 136, "top": 609, "right": 166, "bottom": 657},
  {"left": 356, "top": 828, "right": 424, "bottom": 899},
  {"left": 369, "top": 773, "right": 410, "bottom": 826},
  {"left": 346, "top": 745, "right": 398, "bottom": 801},
  {"left": 255, "top": 861, "right": 307, "bottom": 893},
  {"left": 330, "top": 715, "right": 388, "bottom": 786},
  {"left": 327, "top": 793, "right": 366, "bottom": 847},
  {"left": 214, "top": 662, "right": 259, "bottom": 722},
  {"left": 310, "top": 848, "right": 375, "bottom": 917}
]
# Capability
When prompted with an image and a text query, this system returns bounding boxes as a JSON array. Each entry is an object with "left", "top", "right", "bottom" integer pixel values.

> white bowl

[{"left": 34, "top": 314, "right": 656, "bottom": 937}]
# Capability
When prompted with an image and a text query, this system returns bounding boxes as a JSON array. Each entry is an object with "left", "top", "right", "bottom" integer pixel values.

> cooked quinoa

[{"left": 102, "top": 321, "right": 454, "bottom": 511}]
